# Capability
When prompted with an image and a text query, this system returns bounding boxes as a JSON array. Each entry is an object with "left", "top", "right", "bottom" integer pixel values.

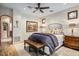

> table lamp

[{"left": 69, "top": 23, "right": 76, "bottom": 35}]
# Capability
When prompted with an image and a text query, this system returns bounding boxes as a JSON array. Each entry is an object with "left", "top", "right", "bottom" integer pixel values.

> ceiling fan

[{"left": 27, "top": 3, "right": 50, "bottom": 13}]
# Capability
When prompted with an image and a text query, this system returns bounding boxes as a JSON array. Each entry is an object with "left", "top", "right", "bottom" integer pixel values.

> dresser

[{"left": 64, "top": 35, "right": 79, "bottom": 50}]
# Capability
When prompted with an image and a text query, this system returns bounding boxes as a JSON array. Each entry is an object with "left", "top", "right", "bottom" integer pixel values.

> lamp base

[{"left": 71, "top": 29, "right": 74, "bottom": 36}]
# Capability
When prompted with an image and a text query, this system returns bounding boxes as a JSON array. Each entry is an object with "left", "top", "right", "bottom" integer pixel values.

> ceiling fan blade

[
  {"left": 40, "top": 7, "right": 49, "bottom": 9},
  {"left": 34, "top": 7, "right": 38, "bottom": 9},
  {"left": 27, "top": 6, "right": 33, "bottom": 9},
  {"left": 38, "top": 3, "right": 40, "bottom": 8},
  {"left": 34, "top": 3, "right": 41, "bottom": 9},
  {"left": 40, "top": 9, "right": 44, "bottom": 13},
  {"left": 33, "top": 9, "right": 38, "bottom": 13}
]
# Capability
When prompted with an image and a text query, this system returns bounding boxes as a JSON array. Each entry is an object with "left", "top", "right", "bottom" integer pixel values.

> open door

[{"left": 0, "top": 15, "right": 13, "bottom": 46}]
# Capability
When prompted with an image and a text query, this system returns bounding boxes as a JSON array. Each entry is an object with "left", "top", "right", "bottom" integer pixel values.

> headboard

[{"left": 48, "top": 23, "right": 63, "bottom": 35}]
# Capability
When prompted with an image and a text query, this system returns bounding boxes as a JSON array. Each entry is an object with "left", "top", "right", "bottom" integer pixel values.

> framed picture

[
  {"left": 26, "top": 21, "right": 38, "bottom": 32},
  {"left": 68, "top": 10, "right": 78, "bottom": 20},
  {"left": 3, "top": 22, "right": 8, "bottom": 31}
]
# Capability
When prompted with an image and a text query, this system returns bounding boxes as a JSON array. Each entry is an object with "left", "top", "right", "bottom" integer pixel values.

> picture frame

[
  {"left": 26, "top": 21, "right": 38, "bottom": 32},
  {"left": 68, "top": 10, "right": 78, "bottom": 20}
]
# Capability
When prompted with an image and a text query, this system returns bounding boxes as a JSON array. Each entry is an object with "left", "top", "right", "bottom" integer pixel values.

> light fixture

[
  {"left": 24, "top": 8, "right": 26, "bottom": 10},
  {"left": 42, "top": 18, "right": 46, "bottom": 24}
]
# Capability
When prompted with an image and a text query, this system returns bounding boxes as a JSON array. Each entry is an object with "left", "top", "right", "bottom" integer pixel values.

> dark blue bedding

[{"left": 28, "top": 33, "right": 58, "bottom": 54}]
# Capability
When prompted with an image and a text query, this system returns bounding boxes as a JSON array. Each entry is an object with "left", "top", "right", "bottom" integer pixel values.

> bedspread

[{"left": 28, "top": 33, "right": 58, "bottom": 54}]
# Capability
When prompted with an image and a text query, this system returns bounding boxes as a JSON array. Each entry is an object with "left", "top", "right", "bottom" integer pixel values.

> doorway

[{"left": 0, "top": 15, "right": 13, "bottom": 46}]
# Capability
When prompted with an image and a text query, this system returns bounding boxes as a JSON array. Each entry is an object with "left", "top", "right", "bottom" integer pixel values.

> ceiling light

[{"left": 24, "top": 8, "right": 26, "bottom": 10}]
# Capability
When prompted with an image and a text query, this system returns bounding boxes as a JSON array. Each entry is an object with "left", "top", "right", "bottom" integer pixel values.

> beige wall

[
  {"left": 13, "top": 10, "right": 41, "bottom": 43},
  {"left": 0, "top": 6, "right": 13, "bottom": 16},
  {"left": 43, "top": 5, "right": 79, "bottom": 36}
]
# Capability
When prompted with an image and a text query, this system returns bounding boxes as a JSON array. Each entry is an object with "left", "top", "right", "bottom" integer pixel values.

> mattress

[{"left": 44, "top": 35, "right": 64, "bottom": 55}]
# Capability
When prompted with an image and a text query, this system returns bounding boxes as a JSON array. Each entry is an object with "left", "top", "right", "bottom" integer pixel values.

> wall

[
  {"left": 0, "top": 6, "right": 13, "bottom": 16},
  {"left": 43, "top": 5, "right": 79, "bottom": 36},
  {"left": 13, "top": 10, "right": 41, "bottom": 43}
]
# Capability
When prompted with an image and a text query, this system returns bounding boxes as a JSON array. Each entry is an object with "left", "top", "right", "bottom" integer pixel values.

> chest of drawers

[{"left": 64, "top": 35, "right": 79, "bottom": 50}]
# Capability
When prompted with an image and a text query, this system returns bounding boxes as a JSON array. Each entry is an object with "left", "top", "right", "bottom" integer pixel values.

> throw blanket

[{"left": 28, "top": 33, "right": 58, "bottom": 54}]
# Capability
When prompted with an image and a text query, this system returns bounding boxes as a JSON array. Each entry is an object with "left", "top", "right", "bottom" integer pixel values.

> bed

[
  {"left": 44, "top": 23, "right": 64, "bottom": 55},
  {"left": 28, "top": 23, "right": 64, "bottom": 55},
  {"left": 44, "top": 34, "right": 64, "bottom": 55}
]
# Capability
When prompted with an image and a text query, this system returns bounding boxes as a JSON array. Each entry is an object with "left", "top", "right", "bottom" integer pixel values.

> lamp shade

[{"left": 69, "top": 23, "right": 76, "bottom": 28}]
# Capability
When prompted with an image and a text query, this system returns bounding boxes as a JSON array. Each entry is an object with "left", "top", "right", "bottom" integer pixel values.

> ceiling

[{"left": 0, "top": 3, "right": 79, "bottom": 18}]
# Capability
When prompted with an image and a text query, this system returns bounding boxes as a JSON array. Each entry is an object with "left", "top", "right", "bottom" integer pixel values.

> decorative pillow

[
  {"left": 48, "top": 23, "right": 63, "bottom": 35},
  {"left": 52, "top": 28, "right": 63, "bottom": 35}
]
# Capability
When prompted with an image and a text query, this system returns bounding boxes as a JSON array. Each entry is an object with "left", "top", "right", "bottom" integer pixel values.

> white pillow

[{"left": 54, "top": 35, "right": 64, "bottom": 42}]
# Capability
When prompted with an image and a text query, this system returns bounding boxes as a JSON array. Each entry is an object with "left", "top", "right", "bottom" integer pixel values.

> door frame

[{"left": 0, "top": 15, "right": 13, "bottom": 46}]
